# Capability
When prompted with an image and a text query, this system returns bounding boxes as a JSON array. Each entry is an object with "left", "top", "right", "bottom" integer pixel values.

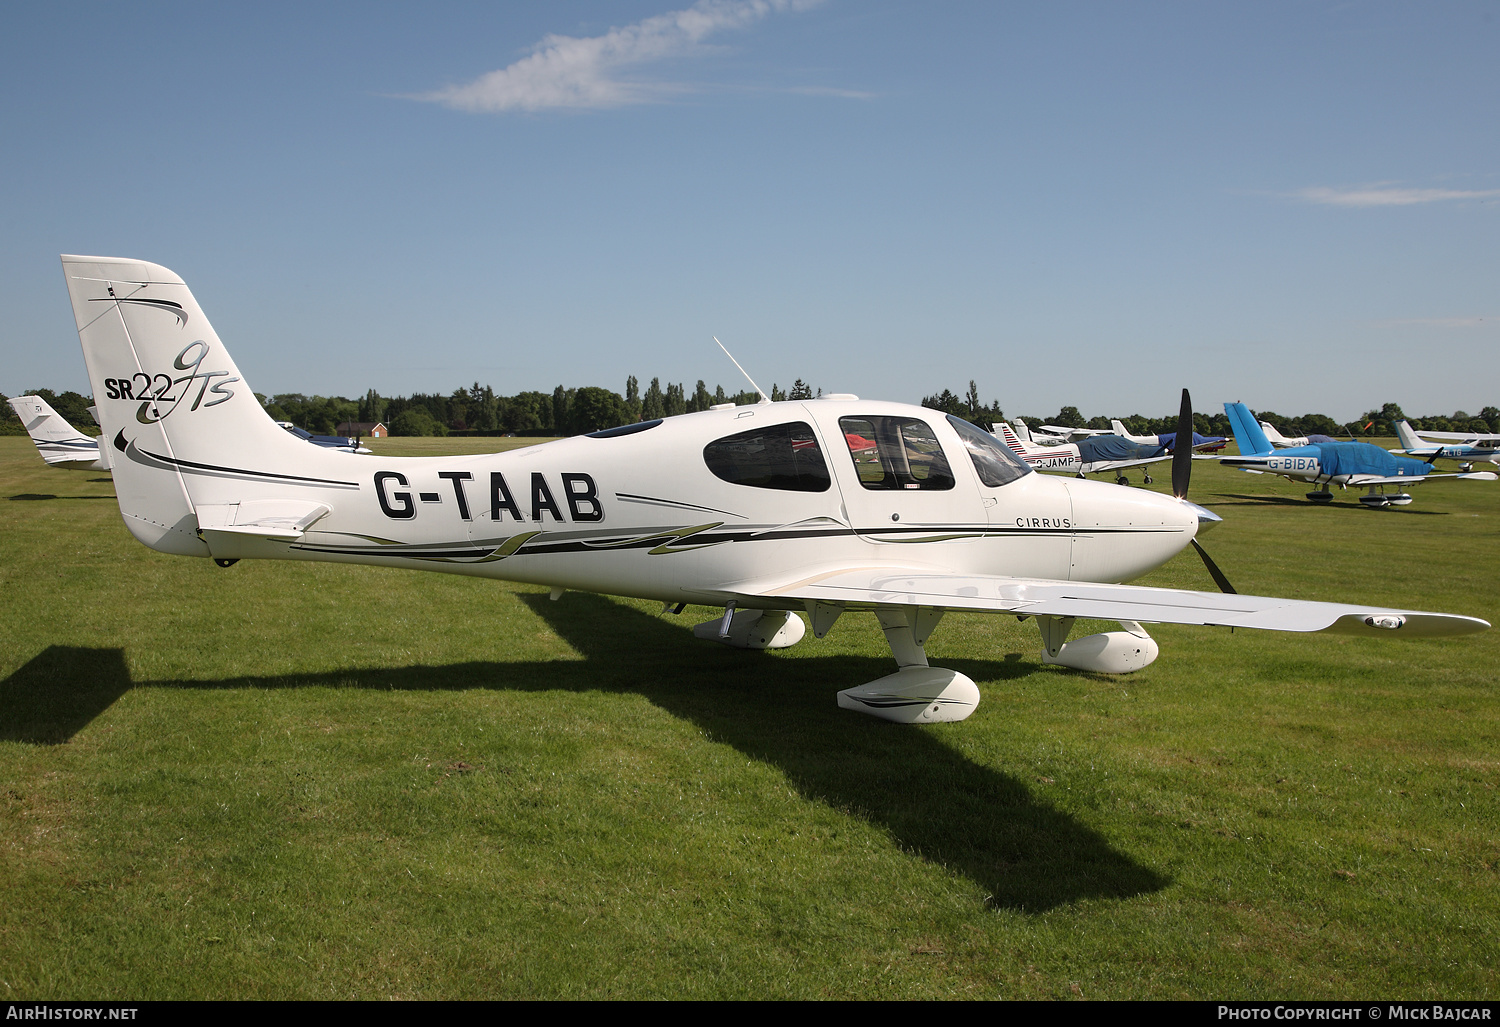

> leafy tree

[
  {"left": 642, "top": 377, "right": 665, "bottom": 420},
  {"left": 1049, "top": 406, "right": 1085, "bottom": 429},
  {"left": 788, "top": 379, "right": 813, "bottom": 400},
  {"left": 569, "top": 387, "right": 628, "bottom": 434},
  {"left": 389, "top": 407, "right": 443, "bottom": 437},
  {"left": 689, "top": 380, "right": 712, "bottom": 413},
  {"left": 921, "top": 389, "right": 964, "bottom": 415},
  {"left": 625, "top": 376, "right": 641, "bottom": 422},
  {"left": 770, "top": 383, "right": 787, "bottom": 402},
  {"left": 664, "top": 383, "right": 687, "bottom": 417}
]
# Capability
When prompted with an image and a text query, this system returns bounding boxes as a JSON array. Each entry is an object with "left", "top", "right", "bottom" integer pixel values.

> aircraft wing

[
  {"left": 1411, "top": 429, "right": 1500, "bottom": 443},
  {"left": 700, "top": 567, "right": 1489, "bottom": 638},
  {"left": 1344, "top": 471, "right": 1498, "bottom": 486}
]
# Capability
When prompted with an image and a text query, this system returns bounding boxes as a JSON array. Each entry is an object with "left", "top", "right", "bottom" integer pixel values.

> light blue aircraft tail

[{"left": 1224, "top": 402, "right": 1274, "bottom": 456}]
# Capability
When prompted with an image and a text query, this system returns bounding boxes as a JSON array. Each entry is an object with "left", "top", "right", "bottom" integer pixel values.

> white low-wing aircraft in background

[
  {"left": 1109, "top": 420, "right": 1227, "bottom": 453},
  {"left": 1011, "top": 419, "right": 1112, "bottom": 446},
  {"left": 58, "top": 255, "right": 1490, "bottom": 724},
  {"left": 1259, "top": 421, "right": 1340, "bottom": 448},
  {"left": 7, "top": 395, "right": 109, "bottom": 471},
  {"left": 994, "top": 422, "right": 1178, "bottom": 485}
]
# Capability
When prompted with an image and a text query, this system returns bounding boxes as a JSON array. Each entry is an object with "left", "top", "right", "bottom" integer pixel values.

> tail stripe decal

[{"left": 117, "top": 432, "right": 361, "bottom": 490}]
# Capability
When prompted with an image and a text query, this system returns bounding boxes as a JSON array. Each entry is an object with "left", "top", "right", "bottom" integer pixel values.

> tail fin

[
  {"left": 61, "top": 255, "right": 346, "bottom": 556},
  {"left": 995, "top": 422, "right": 1029, "bottom": 456},
  {"left": 7, "top": 395, "right": 107, "bottom": 470},
  {"left": 1224, "top": 402, "right": 1274, "bottom": 456},
  {"left": 1109, "top": 418, "right": 1135, "bottom": 441},
  {"left": 1394, "top": 420, "right": 1427, "bottom": 452},
  {"left": 1258, "top": 420, "right": 1290, "bottom": 446},
  {"left": 1012, "top": 418, "right": 1033, "bottom": 444}
]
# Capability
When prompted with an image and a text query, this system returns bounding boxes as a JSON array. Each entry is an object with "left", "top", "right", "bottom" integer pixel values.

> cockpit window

[
  {"left": 703, "top": 421, "right": 830, "bottom": 492},
  {"left": 946, "top": 414, "right": 1032, "bottom": 487},
  {"left": 839, "top": 416, "right": 955, "bottom": 491}
]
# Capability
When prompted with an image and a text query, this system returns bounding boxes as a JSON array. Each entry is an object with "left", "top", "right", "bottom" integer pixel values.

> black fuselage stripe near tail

[{"left": 122, "top": 434, "right": 361, "bottom": 489}]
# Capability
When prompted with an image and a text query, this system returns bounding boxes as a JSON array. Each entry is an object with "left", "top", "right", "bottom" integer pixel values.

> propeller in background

[{"left": 1171, "top": 387, "right": 1237, "bottom": 595}]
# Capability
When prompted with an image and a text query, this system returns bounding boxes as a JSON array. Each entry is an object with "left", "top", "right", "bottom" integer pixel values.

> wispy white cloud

[
  {"left": 416, "top": 0, "right": 829, "bottom": 113},
  {"left": 1293, "top": 184, "right": 1500, "bottom": 207}
]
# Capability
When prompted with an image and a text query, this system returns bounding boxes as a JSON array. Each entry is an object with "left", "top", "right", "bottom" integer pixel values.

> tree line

[{"left": 2, "top": 383, "right": 1496, "bottom": 442}]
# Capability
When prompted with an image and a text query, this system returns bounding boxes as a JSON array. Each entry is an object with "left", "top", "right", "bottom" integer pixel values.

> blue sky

[{"left": 2, "top": 1, "right": 1496, "bottom": 421}]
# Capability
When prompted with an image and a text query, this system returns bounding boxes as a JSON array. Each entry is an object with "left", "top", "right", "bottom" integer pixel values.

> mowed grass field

[{"left": 1, "top": 432, "right": 1496, "bottom": 1000}]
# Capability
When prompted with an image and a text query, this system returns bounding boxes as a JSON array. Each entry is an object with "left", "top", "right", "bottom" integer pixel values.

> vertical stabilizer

[
  {"left": 60, "top": 255, "right": 343, "bottom": 556},
  {"left": 995, "top": 422, "right": 1030, "bottom": 456},
  {"left": 1224, "top": 402, "right": 1274, "bottom": 457},
  {"left": 1394, "top": 420, "right": 1428, "bottom": 453},
  {"left": 7, "top": 395, "right": 106, "bottom": 470}
]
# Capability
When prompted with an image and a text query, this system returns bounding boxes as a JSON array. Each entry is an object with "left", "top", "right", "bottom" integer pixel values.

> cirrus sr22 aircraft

[{"left": 58, "top": 255, "right": 1490, "bottom": 724}]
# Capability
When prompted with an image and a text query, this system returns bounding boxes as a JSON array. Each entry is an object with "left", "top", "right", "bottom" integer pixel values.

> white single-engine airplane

[
  {"left": 1221, "top": 402, "right": 1496, "bottom": 507},
  {"left": 59, "top": 255, "right": 1490, "bottom": 724},
  {"left": 1393, "top": 420, "right": 1500, "bottom": 471},
  {"left": 1259, "top": 421, "right": 1338, "bottom": 448},
  {"left": 7, "top": 395, "right": 110, "bottom": 471},
  {"left": 995, "top": 422, "right": 1177, "bottom": 485},
  {"left": 1109, "top": 420, "right": 1227, "bottom": 454},
  {"left": 1012, "top": 419, "right": 1112, "bottom": 446}
]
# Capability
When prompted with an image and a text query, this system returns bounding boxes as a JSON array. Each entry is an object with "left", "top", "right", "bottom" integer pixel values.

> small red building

[{"left": 337, "top": 421, "right": 388, "bottom": 438}]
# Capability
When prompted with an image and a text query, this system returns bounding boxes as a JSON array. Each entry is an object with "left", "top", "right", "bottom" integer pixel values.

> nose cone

[
  {"left": 1181, "top": 499, "right": 1222, "bottom": 534},
  {"left": 1062, "top": 477, "right": 1201, "bottom": 582}
]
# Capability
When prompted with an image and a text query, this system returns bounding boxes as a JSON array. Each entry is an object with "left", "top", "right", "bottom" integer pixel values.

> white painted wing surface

[
  {"left": 709, "top": 567, "right": 1489, "bottom": 638},
  {"left": 1344, "top": 471, "right": 1498, "bottom": 486}
]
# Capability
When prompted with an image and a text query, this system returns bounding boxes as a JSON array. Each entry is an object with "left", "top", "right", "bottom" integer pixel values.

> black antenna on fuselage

[{"left": 713, "top": 336, "right": 771, "bottom": 405}]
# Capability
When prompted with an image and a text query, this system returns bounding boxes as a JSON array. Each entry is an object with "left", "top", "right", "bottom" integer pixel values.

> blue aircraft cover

[
  {"left": 1155, "top": 431, "right": 1225, "bottom": 450},
  {"left": 1077, "top": 435, "right": 1164, "bottom": 462},
  {"left": 1316, "top": 441, "right": 1430, "bottom": 478},
  {"left": 1306, "top": 434, "right": 1337, "bottom": 444}
]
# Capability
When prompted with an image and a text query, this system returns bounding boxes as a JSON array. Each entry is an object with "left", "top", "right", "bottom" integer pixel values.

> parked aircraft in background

[
  {"left": 995, "top": 422, "right": 1178, "bottom": 484},
  {"left": 1012, "top": 418, "right": 1112, "bottom": 446},
  {"left": 58, "top": 255, "right": 1490, "bottom": 725},
  {"left": 1393, "top": 421, "right": 1500, "bottom": 471},
  {"left": 6, "top": 394, "right": 373, "bottom": 473},
  {"left": 1220, "top": 402, "right": 1496, "bottom": 507},
  {"left": 1259, "top": 421, "right": 1339, "bottom": 448},
  {"left": 7, "top": 395, "right": 108, "bottom": 470},
  {"left": 1109, "top": 420, "right": 1227, "bottom": 453},
  {"left": 275, "top": 421, "right": 372, "bottom": 454}
]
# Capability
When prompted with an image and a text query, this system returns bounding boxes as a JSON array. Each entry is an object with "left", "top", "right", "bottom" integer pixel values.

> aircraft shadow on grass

[{"left": 2, "top": 594, "right": 1169, "bottom": 912}]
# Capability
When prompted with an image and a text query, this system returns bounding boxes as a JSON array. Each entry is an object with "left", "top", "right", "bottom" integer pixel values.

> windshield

[{"left": 946, "top": 415, "right": 1032, "bottom": 487}]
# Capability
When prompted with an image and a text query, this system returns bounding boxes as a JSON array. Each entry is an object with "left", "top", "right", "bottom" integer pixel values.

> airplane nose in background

[{"left": 1183, "top": 500, "right": 1222, "bottom": 534}]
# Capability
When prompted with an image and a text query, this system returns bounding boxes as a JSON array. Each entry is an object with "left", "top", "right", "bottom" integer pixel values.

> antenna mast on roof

[{"left": 713, "top": 336, "right": 771, "bottom": 405}]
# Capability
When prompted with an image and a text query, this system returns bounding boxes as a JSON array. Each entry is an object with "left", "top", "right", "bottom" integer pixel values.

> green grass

[{"left": 0, "top": 436, "right": 1496, "bottom": 999}]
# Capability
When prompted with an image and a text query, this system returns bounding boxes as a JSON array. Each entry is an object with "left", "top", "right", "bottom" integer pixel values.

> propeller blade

[
  {"left": 1191, "top": 538, "right": 1238, "bottom": 594},
  {"left": 1172, "top": 387, "right": 1193, "bottom": 499}
]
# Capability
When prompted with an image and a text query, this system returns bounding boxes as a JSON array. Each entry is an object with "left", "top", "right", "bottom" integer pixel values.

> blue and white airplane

[
  {"left": 1393, "top": 421, "right": 1500, "bottom": 471},
  {"left": 1221, "top": 402, "right": 1496, "bottom": 507}
]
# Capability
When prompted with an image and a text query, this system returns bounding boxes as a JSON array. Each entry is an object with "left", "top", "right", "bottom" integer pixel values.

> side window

[
  {"left": 839, "top": 416, "right": 955, "bottom": 491},
  {"left": 703, "top": 421, "right": 831, "bottom": 492},
  {"left": 946, "top": 414, "right": 1032, "bottom": 487}
]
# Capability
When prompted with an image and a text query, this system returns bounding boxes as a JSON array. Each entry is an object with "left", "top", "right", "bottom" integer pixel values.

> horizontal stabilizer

[{"left": 196, "top": 500, "right": 331, "bottom": 541}]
